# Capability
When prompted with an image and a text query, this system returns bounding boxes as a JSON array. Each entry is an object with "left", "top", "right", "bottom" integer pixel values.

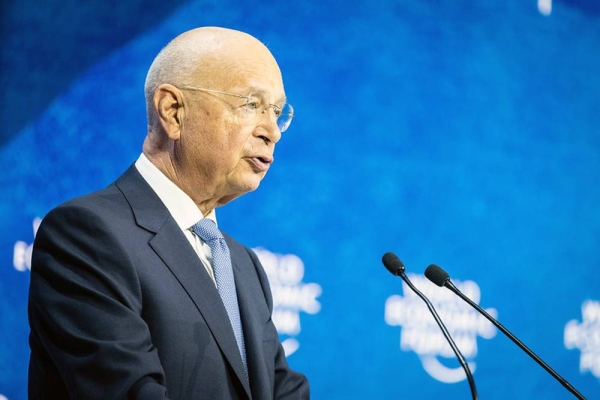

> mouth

[{"left": 245, "top": 155, "right": 273, "bottom": 172}]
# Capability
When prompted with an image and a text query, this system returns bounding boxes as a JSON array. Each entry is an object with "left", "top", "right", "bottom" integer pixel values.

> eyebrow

[{"left": 246, "top": 88, "right": 287, "bottom": 105}]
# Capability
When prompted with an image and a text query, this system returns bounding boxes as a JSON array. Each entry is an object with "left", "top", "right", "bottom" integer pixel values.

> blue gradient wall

[{"left": 1, "top": 1, "right": 599, "bottom": 399}]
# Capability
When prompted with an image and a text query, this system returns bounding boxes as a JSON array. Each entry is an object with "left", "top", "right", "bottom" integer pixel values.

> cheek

[
  {"left": 225, "top": 125, "right": 256, "bottom": 153},
  {"left": 187, "top": 114, "right": 255, "bottom": 167}
]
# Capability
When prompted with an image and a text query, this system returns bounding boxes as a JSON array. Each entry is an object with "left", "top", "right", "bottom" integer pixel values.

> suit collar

[
  {"left": 115, "top": 165, "right": 171, "bottom": 233},
  {"left": 134, "top": 154, "right": 205, "bottom": 231}
]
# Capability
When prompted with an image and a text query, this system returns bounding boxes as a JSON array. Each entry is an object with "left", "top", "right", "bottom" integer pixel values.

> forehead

[
  {"left": 239, "top": 82, "right": 287, "bottom": 107},
  {"left": 221, "top": 64, "right": 285, "bottom": 99},
  {"left": 206, "top": 44, "right": 285, "bottom": 99}
]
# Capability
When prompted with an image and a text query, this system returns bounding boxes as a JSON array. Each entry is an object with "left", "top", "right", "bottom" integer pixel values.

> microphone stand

[{"left": 399, "top": 271, "right": 479, "bottom": 400}]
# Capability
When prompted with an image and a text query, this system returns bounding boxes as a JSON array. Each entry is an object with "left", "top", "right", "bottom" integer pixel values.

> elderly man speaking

[{"left": 28, "top": 27, "right": 310, "bottom": 400}]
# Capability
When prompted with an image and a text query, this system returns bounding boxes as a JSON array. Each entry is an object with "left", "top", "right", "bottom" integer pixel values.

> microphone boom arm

[{"left": 443, "top": 279, "right": 586, "bottom": 400}]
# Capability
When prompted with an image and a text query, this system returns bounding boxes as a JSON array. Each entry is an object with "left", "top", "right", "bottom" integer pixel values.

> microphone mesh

[{"left": 425, "top": 264, "right": 449, "bottom": 286}]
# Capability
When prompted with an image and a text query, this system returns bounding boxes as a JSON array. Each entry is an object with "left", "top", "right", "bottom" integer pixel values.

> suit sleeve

[
  {"left": 28, "top": 203, "right": 169, "bottom": 399},
  {"left": 247, "top": 248, "right": 311, "bottom": 400}
]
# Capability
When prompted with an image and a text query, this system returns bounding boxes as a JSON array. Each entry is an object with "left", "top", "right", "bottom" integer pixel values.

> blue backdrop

[{"left": 1, "top": 1, "right": 599, "bottom": 399}]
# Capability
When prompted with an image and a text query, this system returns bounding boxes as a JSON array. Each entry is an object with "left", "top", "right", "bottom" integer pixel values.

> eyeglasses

[{"left": 178, "top": 86, "right": 294, "bottom": 133}]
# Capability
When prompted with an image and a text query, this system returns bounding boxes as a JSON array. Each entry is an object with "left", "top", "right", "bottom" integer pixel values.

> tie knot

[{"left": 192, "top": 218, "right": 224, "bottom": 242}]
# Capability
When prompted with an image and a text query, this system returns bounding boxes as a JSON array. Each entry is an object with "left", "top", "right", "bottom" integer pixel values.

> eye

[
  {"left": 243, "top": 94, "right": 263, "bottom": 111},
  {"left": 245, "top": 101, "right": 260, "bottom": 111},
  {"left": 272, "top": 106, "right": 282, "bottom": 117}
]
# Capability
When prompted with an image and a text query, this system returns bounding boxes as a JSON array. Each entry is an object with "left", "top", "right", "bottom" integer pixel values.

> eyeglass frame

[{"left": 176, "top": 85, "right": 294, "bottom": 133}]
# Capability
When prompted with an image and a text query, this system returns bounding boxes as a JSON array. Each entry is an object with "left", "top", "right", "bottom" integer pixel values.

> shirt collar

[{"left": 134, "top": 153, "right": 217, "bottom": 230}]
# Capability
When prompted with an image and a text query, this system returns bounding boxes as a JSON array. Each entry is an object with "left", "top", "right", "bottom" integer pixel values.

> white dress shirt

[{"left": 135, "top": 153, "right": 217, "bottom": 284}]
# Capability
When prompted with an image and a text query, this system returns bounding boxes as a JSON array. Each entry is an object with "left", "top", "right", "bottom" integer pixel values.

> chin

[
  {"left": 245, "top": 180, "right": 262, "bottom": 193},
  {"left": 226, "top": 172, "right": 266, "bottom": 197},
  {"left": 233, "top": 179, "right": 262, "bottom": 196},
  {"left": 244, "top": 172, "right": 266, "bottom": 191}
]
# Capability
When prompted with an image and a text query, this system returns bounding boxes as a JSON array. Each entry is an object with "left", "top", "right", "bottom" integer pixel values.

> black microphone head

[
  {"left": 382, "top": 252, "right": 405, "bottom": 276},
  {"left": 425, "top": 264, "right": 450, "bottom": 287}
]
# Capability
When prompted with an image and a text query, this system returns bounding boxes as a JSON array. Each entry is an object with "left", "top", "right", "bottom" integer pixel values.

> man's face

[{"left": 176, "top": 54, "right": 286, "bottom": 206}]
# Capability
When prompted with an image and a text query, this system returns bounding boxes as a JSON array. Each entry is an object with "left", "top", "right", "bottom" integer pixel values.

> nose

[{"left": 256, "top": 106, "right": 282, "bottom": 143}]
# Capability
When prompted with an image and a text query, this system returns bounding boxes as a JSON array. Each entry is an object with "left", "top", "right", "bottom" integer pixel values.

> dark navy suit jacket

[{"left": 28, "top": 165, "right": 309, "bottom": 399}]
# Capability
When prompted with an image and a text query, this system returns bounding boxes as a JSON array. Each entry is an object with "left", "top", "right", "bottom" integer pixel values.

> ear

[{"left": 153, "top": 84, "right": 184, "bottom": 141}]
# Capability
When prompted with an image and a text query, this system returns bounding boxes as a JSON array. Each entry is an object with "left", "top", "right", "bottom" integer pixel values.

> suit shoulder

[
  {"left": 43, "top": 184, "right": 125, "bottom": 222},
  {"left": 44, "top": 164, "right": 141, "bottom": 220}
]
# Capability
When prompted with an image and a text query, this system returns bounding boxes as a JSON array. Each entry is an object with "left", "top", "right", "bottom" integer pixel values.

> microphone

[
  {"left": 382, "top": 253, "right": 478, "bottom": 400},
  {"left": 425, "top": 264, "right": 586, "bottom": 400}
]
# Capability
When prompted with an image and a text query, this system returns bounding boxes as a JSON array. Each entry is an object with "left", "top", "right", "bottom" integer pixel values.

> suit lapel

[
  {"left": 115, "top": 166, "right": 252, "bottom": 398},
  {"left": 227, "top": 238, "right": 273, "bottom": 399}
]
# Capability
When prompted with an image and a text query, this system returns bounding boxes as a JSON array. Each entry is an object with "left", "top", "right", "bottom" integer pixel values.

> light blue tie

[{"left": 192, "top": 218, "right": 248, "bottom": 374}]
